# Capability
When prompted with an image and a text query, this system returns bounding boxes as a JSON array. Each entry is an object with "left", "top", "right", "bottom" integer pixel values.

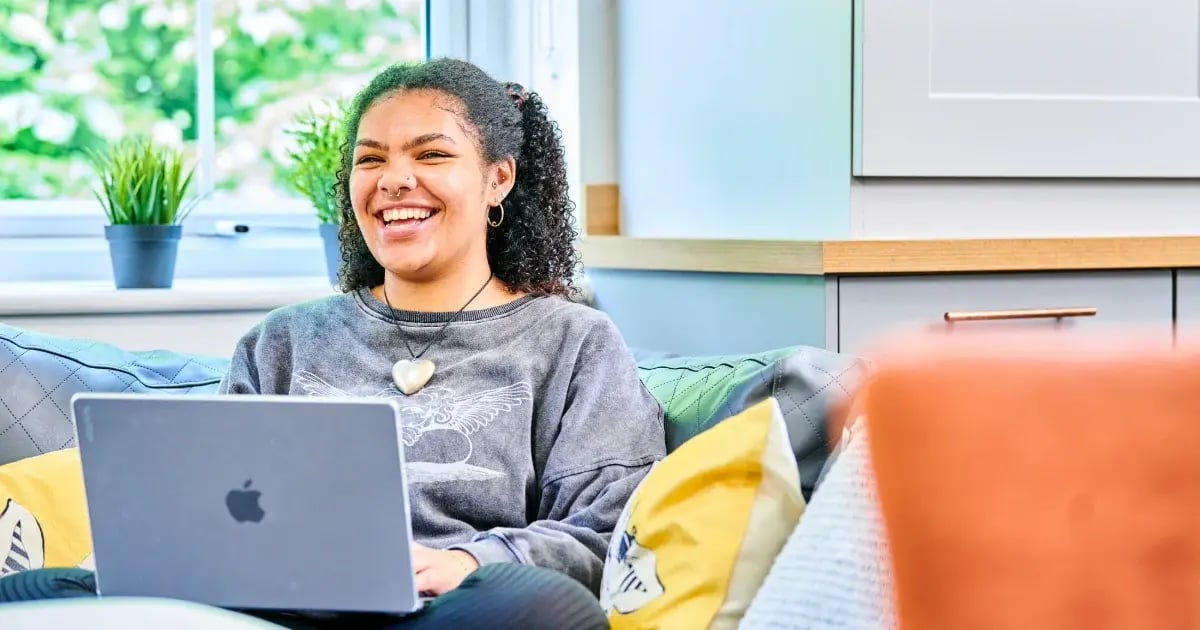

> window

[
  {"left": 1, "top": 0, "right": 427, "bottom": 282},
  {"left": 1, "top": 1, "right": 199, "bottom": 201},
  {"left": 0, "top": 0, "right": 580, "bottom": 284},
  {"left": 210, "top": 0, "right": 424, "bottom": 202}
]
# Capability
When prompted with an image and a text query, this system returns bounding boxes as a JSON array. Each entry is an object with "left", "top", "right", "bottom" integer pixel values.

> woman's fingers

[
  {"left": 415, "top": 569, "right": 433, "bottom": 596},
  {"left": 415, "top": 567, "right": 450, "bottom": 597},
  {"left": 411, "top": 545, "right": 474, "bottom": 597},
  {"left": 411, "top": 543, "right": 435, "bottom": 572}
]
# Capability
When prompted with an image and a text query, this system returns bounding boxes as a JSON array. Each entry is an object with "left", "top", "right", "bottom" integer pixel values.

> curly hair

[{"left": 333, "top": 58, "right": 579, "bottom": 298}]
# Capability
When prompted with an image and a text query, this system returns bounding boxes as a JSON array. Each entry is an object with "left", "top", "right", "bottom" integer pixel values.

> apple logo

[{"left": 225, "top": 479, "right": 265, "bottom": 523}]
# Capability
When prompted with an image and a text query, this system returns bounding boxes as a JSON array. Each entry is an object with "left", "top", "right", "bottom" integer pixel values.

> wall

[
  {"left": 614, "top": 0, "right": 852, "bottom": 240},
  {"left": 580, "top": 0, "right": 849, "bottom": 356}
]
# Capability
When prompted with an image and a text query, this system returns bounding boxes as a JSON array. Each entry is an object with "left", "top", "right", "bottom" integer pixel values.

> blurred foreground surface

[{"left": 857, "top": 326, "right": 1200, "bottom": 630}]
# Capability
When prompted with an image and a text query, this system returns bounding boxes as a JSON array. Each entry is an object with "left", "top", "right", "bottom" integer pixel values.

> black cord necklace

[{"left": 382, "top": 271, "right": 494, "bottom": 395}]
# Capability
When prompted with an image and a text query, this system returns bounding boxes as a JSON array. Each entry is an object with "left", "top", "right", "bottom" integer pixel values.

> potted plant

[
  {"left": 90, "top": 137, "right": 197, "bottom": 289},
  {"left": 284, "top": 102, "right": 345, "bottom": 287}
]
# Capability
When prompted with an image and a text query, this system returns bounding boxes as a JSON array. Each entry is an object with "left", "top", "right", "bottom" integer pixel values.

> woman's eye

[
  {"left": 355, "top": 155, "right": 381, "bottom": 165},
  {"left": 419, "top": 151, "right": 450, "bottom": 160}
]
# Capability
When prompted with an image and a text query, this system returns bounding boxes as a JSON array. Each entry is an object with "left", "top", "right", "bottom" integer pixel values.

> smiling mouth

[{"left": 379, "top": 207, "right": 440, "bottom": 227}]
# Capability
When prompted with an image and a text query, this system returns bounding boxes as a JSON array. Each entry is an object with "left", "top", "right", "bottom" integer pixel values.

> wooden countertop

[{"left": 579, "top": 236, "right": 1200, "bottom": 275}]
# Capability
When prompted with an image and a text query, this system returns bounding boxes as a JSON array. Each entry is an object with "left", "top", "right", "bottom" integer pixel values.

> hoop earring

[{"left": 488, "top": 203, "right": 504, "bottom": 228}]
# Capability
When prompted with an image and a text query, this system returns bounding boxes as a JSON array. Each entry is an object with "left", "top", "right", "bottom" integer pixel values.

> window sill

[
  {"left": 0, "top": 277, "right": 337, "bottom": 317},
  {"left": 2, "top": 234, "right": 330, "bottom": 283}
]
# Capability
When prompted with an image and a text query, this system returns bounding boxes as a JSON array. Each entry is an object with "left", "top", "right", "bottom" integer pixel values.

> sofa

[
  {"left": 0, "top": 320, "right": 868, "bottom": 625},
  {"left": 0, "top": 322, "right": 865, "bottom": 495}
]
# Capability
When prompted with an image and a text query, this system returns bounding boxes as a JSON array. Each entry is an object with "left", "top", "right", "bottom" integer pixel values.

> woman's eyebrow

[
  {"left": 355, "top": 138, "right": 387, "bottom": 151},
  {"left": 354, "top": 134, "right": 457, "bottom": 152},
  {"left": 401, "top": 133, "right": 456, "bottom": 151}
]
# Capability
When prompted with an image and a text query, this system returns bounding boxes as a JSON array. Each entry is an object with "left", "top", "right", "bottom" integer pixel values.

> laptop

[{"left": 70, "top": 392, "right": 424, "bottom": 615}]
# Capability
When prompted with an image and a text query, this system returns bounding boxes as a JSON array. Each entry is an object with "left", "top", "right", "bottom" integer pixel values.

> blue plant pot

[
  {"left": 318, "top": 222, "right": 341, "bottom": 288},
  {"left": 104, "top": 225, "right": 182, "bottom": 289}
]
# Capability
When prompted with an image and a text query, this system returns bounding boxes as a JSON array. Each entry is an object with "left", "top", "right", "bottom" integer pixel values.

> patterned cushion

[
  {"left": 1, "top": 448, "right": 94, "bottom": 576},
  {"left": 0, "top": 324, "right": 229, "bottom": 467},
  {"left": 601, "top": 398, "right": 805, "bottom": 628},
  {"left": 637, "top": 346, "right": 867, "bottom": 498}
]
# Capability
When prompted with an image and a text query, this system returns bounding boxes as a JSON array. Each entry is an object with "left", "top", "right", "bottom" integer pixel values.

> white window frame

[{"left": 1, "top": 0, "right": 585, "bottom": 283}]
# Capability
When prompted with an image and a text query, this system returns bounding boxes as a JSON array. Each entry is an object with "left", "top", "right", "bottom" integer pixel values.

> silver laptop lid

[{"left": 71, "top": 393, "right": 419, "bottom": 614}]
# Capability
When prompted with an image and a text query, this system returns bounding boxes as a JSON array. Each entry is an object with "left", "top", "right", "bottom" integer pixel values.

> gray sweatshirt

[{"left": 218, "top": 288, "right": 666, "bottom": 592}]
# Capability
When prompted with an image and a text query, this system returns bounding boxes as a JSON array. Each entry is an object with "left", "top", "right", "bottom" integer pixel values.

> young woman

[
  {"left": 0, "top": 59, "right": 664, "bottom": 629},
  {"left": 219, "top": 58, "right": 666, "bottom": 628}
]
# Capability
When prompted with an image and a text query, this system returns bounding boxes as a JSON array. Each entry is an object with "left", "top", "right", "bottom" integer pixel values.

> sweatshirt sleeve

[
  {"left": 218, "top": 323, "right": 265, "bottom": 395},
  {"left": 450, "top": 315, "right": 666, "bottom": 593}
]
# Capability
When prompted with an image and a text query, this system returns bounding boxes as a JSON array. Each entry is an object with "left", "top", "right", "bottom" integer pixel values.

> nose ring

[{"left": 384, "top": 176, "right": 416, "bottom": 198}]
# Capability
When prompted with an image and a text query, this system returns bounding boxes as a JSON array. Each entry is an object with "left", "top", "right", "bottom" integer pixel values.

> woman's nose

[{"left": 378, "top": 164, "right": 416, "bottom": 196}]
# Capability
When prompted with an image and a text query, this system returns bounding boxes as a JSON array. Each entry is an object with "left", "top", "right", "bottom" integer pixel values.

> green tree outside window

[{"left": 0, "top": 0, "right": 423, "bottom": 201}]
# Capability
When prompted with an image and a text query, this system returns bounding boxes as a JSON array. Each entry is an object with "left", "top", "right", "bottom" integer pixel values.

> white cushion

[{"left": 739, "top": 420, "right": 896, "bottom": 630}]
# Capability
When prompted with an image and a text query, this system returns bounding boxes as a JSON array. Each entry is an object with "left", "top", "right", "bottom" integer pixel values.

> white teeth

[{"left": 382, "top": 208, "right": 432, "bottom": 223}]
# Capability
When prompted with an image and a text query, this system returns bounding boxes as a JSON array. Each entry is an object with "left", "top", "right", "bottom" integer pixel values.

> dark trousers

[{"left": 0, "top": 563, "right": 608, "bottom": 630}]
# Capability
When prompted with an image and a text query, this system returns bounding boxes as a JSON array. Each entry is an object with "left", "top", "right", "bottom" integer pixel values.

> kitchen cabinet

[
  {"left": 835, "top": 270, "right": 1174, "bottom": 354},
  {"left": 856, "top": 0, "right": 1200, "bottom": 177}
]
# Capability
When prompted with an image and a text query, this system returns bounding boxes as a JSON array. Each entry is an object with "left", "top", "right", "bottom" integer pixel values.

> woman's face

[{"left": 349, "top": 90, "right": 512, "bottom": 282}]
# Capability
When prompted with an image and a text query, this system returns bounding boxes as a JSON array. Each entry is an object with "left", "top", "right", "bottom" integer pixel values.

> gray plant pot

[
  {"left": 318, "top": 222, "right": 341, "bottom": 288},
  {"left": 104, "top": 225, "right": 182, "bottom": 289}
]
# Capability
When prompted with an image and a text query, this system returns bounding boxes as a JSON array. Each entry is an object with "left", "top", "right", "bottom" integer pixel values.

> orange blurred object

[{"left": 862, "top": 328, "right": 1200, "bottom": 630}]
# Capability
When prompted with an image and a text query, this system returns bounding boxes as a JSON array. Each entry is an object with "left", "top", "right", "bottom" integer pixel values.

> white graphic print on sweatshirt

[{"left": 293, "top": 370, "right": 532, "bottom": 484}]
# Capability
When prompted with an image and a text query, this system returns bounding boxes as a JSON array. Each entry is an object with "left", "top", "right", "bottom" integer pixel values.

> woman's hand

[{"left": 412, "top": 543, "right": 481, "bottom": 597}]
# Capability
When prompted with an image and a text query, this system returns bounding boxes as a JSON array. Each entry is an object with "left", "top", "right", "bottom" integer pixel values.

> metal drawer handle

[{"left": 944, "top": 307, "right": 1098, "bottom": 323}]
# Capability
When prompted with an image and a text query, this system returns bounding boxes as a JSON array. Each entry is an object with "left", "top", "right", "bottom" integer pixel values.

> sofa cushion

[
  {"left": 600, "top": 398, "right": 804, "bottom": 630},
  {"left": 0, "top": 324, "right": 229, "bottom": 467},
  {"left": 636, "top": 345, "right": 866, "bottom": 498},
  {"left": 739, "top": 415, "right": 896, "bottom": 630}
]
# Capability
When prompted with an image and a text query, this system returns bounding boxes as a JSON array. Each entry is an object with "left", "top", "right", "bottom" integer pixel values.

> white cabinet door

[{"left": 856, "top": 0, "right": 1200, "bottom": 177}]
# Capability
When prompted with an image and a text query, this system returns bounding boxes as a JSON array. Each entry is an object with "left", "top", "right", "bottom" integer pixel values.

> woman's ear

[{"left": 491, "top": 157, "right": 517, "bottom": 204}]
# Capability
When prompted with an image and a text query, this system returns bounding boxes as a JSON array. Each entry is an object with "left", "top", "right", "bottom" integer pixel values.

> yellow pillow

[
  {"left": 0, "top": 448, "right": 93, "bottom": 576},
  {"left": 599, "top": 397, "right": 806, "bottom": 629}
]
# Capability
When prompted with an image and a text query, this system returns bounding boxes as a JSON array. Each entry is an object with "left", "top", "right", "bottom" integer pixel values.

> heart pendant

[{"left": 392, "top": 359, "right": 435, "bottom": 395}]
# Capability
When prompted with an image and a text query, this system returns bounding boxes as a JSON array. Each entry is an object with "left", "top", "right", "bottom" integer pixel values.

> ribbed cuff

[{"left": 449, "top": 534, "right": 520, "bottom": 566}]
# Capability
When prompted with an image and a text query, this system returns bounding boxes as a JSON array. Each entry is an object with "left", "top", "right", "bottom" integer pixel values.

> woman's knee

[
  {"left": 0, "top": 569, "right": 97, "bottom": 602},
  {"left": 433, "top": 563, "right": 608, "bottom": 630}
]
